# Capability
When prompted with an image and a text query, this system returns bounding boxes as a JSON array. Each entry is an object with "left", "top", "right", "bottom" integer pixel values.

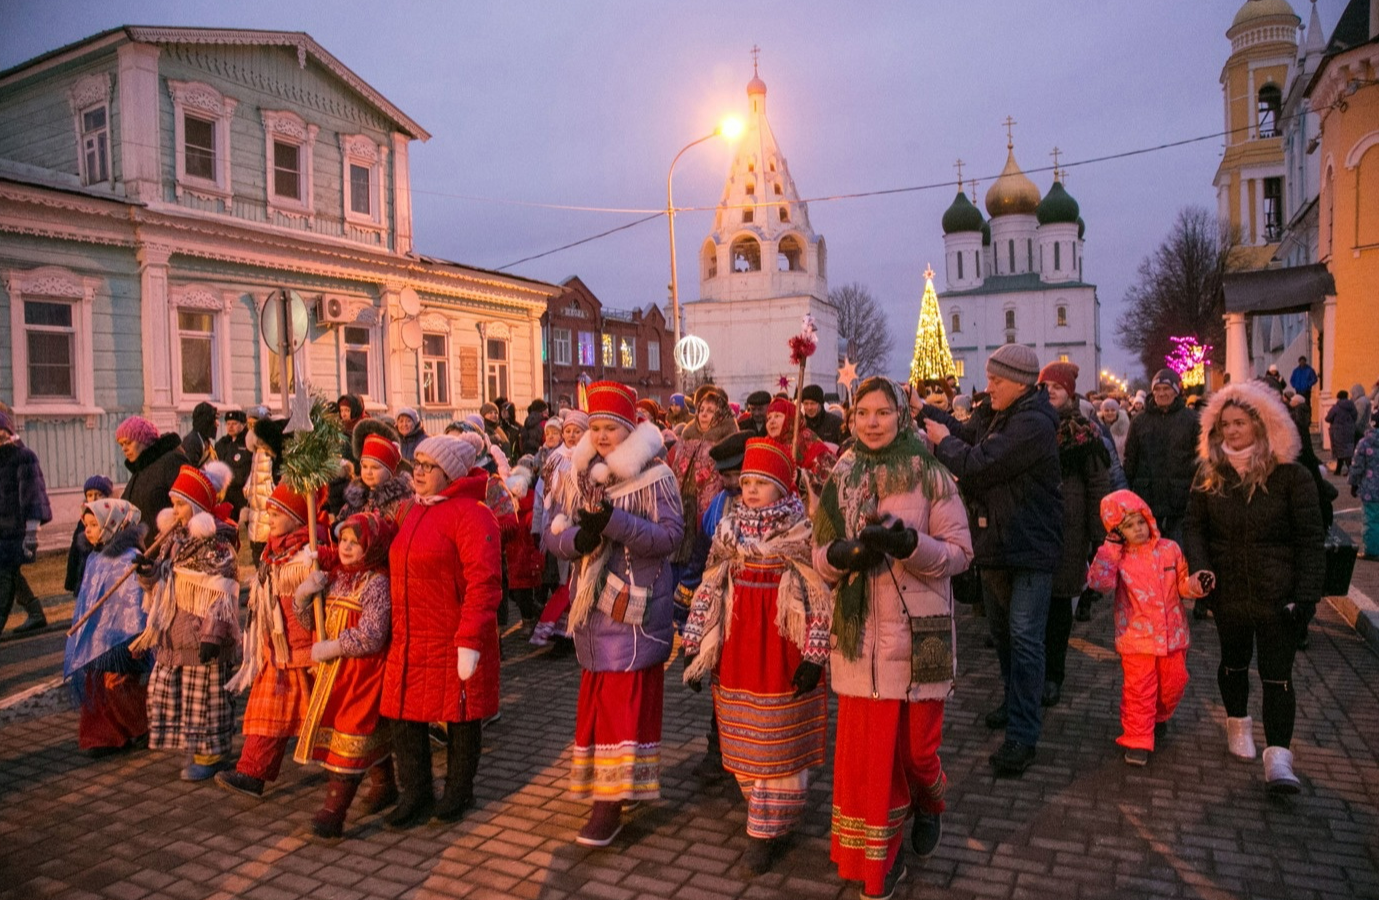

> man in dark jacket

[
  {"left": 181, "top": 401, "right": 219, "bottom": 466},
  {"left": 737, "top": 391, "right": 771, "bottom": 437},
  {"left": 800, "top": 384, "right": 844, "bottom": 445},
  {"left": 921, "top": 344, "right": 1063, "bottom": 776},
  {"left": 1123, "top": 368, "right": 1199, "bottom": 543},
  {"left": 213, "top": 410, "right": 252, "bottom": 520},
  {"left": 0, "top": 412, "right": 53, "bottom": 635},
  {"left": 520, "top": 400, "right": 548, "bottom": 457},
  {"left": 116, "top": 415, "right": 188, "bottom": 548}
]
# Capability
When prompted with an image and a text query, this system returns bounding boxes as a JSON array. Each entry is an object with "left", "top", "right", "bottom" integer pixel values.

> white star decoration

[{"left": 837, "top": 357, "right": 859, "bottom": 389}]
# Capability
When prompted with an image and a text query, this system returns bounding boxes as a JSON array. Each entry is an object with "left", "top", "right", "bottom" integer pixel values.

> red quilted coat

[
  {"left": 382, "top": 472, "right": 502, "bottom": 723},
  {"left": 505, "top": 489, "right": 544, "bottom": 590}
]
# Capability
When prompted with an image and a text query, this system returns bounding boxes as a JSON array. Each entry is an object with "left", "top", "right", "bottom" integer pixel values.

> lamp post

[{"left": 666, "top": 118, "right": 743, "bottom": 381}]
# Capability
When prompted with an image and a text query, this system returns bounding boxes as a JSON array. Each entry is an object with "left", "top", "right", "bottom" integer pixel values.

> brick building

[{"left": 541, "top": 276, "right": 675, "bottom": 406}]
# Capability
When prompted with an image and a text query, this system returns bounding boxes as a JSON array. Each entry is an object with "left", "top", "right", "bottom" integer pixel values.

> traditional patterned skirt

[
  {"left": 78, "top": 671, "right": 148, "bottom": 750},
  {"left": 831, "top": 696, "right": 947, "bottom": 895},
  {"left": 571, "top": 667, "right": 663, "bottom": 802},
  {"left": 713, "top": 560, "right": 826, "bottom": 837},
  {"left": 147, "top": 660, "right": 235, "bottom": 756},
  {"left": 294, "top": 595, "right": 389, "bottom": 774},
  {"left": 242, "top": 663, "right": 313, "bottom": 739}
]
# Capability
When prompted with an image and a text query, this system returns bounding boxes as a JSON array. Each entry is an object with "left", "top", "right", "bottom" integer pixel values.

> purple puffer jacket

[{"left": 548, "top": 422, "right": 684, "bottom": 672}]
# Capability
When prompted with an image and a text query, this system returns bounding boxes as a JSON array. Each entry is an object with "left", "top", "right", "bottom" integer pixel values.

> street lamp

[{"left": 667, "top": 116, "right": 744, "bottom": 379}]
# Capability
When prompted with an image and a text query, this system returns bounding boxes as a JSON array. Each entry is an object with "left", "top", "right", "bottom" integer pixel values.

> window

[
  {"left": 620, "top": 337, "right": 636, "bottom": 370},
  {"left": 1058, "top": 353, "right": 1070, "bottom": 363},
  {"left": 24, "top": 301, "right": 75, "bottom": 399},
  {"left": 774, "top": 183, "right": 783, "bottom": 196},
  {"left": 957, "top": 252, "right": 964, "bottom": 280},
  {"left": 647, "top": 338, "right": 661, "bottom": 372},
  {"left": 1263, "top": 177, "right": 1283, "bottom": 241},
  {"left": 731, "top": 235, "right": 762, "bottom": 272},
  {"left": 551, "top": 327, "right": 572, "bottom": 366},
  {"left": 343, "top": 326, "right": 371, "bottom": 397},
  {"left": 702, "top": 241, "right": 718, "bottom": 279},
  {"left": 1054, "top": 242, "right": 1061, "bottom": 271},
  {"left": 7, "top": 266, "right": 98, "bottom": 415},
  {"left": 1056, "top": 305, "right": 1068, "bottom": 327},
  {"left": 168, "top": 80, "right": 237, "bottom": 202},
  {"left": 1027, "top": 239, "right": 1033, "bottom": 272},
  {"left": 1005, "top": 309, "right": 1016, "bottom": 330},
  {"left": 268, "top": 350, "right": 296, "bottom": 398},
  {"left": 777, "top": 235, "right": 804, "bottom": 272},
  {"left": 422, "top": 332, "right": 449, "bottom": 405},
  {"left": 745, "top": 183, "right": 755, "bottom": 195},
  {"left": 80, "top": 106, "right": 109, "bottom": 185},
  {"left": 954, "top": 359, "right": 965, "bottom": 378},
  {"left": 1008, "top": 240, "right": 1015, "bottom": 273},
  {"left": 951, "top": 312, "right": 961, "bottom": 334},
  {"left": 578, "top": 331, "right": 597, "bottom": 367},
  {"left": 742, "top": 208, "right": 754, "bottom": 223},
  {"left": 262, "top": 109, "right": 319, "bottom": 220},
  {"left": 602, "top": 334, "right": 615, "bottom": 367},
  {"left": 340, "top": 134, "right": 386, "bottom": 229},
  {"left": 1257, "top": 85, "right": 1282, "bottom": 139},
  {"left": 178, "top": 310, "right": 216, "bottom": 396},
  {"left": 486, "top": 338, "right": 509, "bottom": 399},
  {"left": 349, "top": 165, "right": 371, "bottom": 215},
  {"left": 778, "top": 207, "right": 789, "bottom": 223}
]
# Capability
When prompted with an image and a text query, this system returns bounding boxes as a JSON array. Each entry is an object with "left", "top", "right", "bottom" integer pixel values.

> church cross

[
  {"left": 968, "top": 178, "right": 979, "bottom": 202},
  {"left": 953, "top": 158, "right": 965, "bottom": 186},
  {"left": 1049, "top": 146, "right": 1062, "bottom": 172},
  {"left": 1002, "top": 115, "right": 1017, "bottom": 148},
  {"left": 751, "top": 44, "right": 761, "bottom": 74}
]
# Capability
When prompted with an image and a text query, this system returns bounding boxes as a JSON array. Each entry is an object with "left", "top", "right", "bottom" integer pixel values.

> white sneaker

[
  {"left": 1226, "top": 716, "right": 1257, "bottom": 761},
  {"left": 1263, "top": 746, "right": 1302, "bottom": 794}
]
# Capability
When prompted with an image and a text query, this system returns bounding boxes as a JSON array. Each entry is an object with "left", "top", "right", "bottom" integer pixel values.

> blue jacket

[{"left": 1290, "top": 364, "right": 1318, "bottom": 395}]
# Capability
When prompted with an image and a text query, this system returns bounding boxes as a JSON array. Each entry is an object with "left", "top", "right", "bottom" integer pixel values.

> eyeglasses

[{"left": 412, "top": 461, "right": 441, "bottom": 475}]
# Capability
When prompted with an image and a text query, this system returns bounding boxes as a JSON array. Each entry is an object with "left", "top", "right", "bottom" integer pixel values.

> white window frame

[
  {"left": 168, "top": 79, "right": 237, "bottom": 203},
  {"left": 69, "top": 72, "right": 112, "bottom": 188},
  {"left": 340, "top": 133, "right": 387, "bottom": 231},
  {"left": 5, "top": 266, "right": 101, "bottom": 420},
  {"left": 551, "top": 326, "right": 572, "bottom": 366},
  {"left": 646, "top": 337, "right": 661, "bottom": 372},
  {"left": 419, "top": 313, "right": 453, "bottom": 408},
  {"left": 262, "top": 109, "right": 318, "bottom": 221},
  {"left": 337, "top": 306, "right": 382, "bottom": 403},
  {"left": 169, "top": 284, "right": 234, "bottom": 411},
  {"left": 486, "top": 336, "right": 510, "bottom": 400}
]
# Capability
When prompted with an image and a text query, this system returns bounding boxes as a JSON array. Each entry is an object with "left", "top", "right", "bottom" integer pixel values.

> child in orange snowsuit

[{"left": 1087, "top": 490, "right": 1209, "bottom": 765}]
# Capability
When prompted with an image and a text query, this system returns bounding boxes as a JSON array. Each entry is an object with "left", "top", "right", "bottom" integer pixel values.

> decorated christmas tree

[{"left": 908, "top": 265, "right": 957, "bottom": 386}]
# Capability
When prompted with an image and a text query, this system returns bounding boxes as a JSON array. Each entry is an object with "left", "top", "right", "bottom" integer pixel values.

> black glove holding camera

[
  {"left": 572, "top": 502, "right": 614, "bottom": 554},
  {"left": 859, "top": 517, "right": 919, "bottom": 560},
  {"left": 791, "top": 661, "right": 823, "bottom": 697},
  {"left": 825, "top": 539, "right": 884, "bottom": 573}
]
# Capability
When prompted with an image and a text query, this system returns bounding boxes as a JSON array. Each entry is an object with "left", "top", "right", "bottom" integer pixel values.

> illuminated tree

[{"left": 908, "top": 266, "right": 957, "bottom": 385}]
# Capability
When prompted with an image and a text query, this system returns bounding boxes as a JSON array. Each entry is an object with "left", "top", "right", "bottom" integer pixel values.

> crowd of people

[{"left": 0, "top": 351, "right": 1373, "bottom": 900}]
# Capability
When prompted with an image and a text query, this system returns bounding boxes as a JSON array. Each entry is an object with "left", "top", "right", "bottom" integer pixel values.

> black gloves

[
  {"left": 1078, "top": 586, "right": 1102, "bottom": 608},
  {"left": 577, "top": 501, "right": 614, "bottom": 535},
  {"left": 1289, "top": 602, "right": 1315, "bottom": 630},
  {"left": 826, "top": 539, "right": 883, "bottom": 573},
  {"left": 573, "top": 527, "right": 601, "bottom": 555},
  {"left": 683, "top": 652, "right": 701, "bottom": 693},
  {"left": 859, "top": 518, "right": 919, "bottom": 560},
  {"left": 791, "top": 661, "right": 823, "bottom": 697},
  {"left": 133, "top": 553, "right": 157, "bottom": 579},
  {"left": 198, "top": 642, "right": 221, "bottom": 664}
]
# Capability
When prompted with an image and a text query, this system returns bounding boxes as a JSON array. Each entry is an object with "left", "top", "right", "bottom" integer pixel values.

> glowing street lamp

[{"left": 667, "top": 116, "right": 744, "bottom": 378}]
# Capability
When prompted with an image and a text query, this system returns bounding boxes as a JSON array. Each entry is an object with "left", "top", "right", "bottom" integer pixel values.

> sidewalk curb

[{"left": 1327, "top": 585, "right": 1378, "bottom": 653}]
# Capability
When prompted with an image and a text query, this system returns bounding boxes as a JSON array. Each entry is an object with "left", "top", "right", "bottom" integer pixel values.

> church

[
  {"left": 683, "top": 65, "right": 839, "bottom": 403},
  {"left": 938, "top": 136, "right": 1100, "bottom": 391}
]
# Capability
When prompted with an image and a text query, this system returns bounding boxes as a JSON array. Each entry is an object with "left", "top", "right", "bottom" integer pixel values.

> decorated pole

[
  {"left": 66, "top": 528, "right": 172, "bottom": 637},
  {"left": 788, "top": 314, "right": 819, "bottom": 461},
  {"left": 281, "top": 387, "right": 343, "bottom": 641}
]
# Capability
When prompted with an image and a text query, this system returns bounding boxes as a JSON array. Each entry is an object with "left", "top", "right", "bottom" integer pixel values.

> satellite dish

[
  {"left": 398, "top": 287, "right": 421, "bottom": 317},
  {"left": 674, "top": 335, "right": 710, "bottom": 373},
  {"left": 400, "top": 318, "right": 424, "bottom": 351},
  {"left": 260, "top": 290, "right": 309, "bottom": 352}
]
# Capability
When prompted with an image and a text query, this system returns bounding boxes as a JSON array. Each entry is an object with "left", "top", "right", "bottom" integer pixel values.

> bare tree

[
  {"left": 1116, "top": 207, "right": 1239, "bottom": 380},
  {"left": 831, "top": 283, "right": 895, "bottom": 378}
]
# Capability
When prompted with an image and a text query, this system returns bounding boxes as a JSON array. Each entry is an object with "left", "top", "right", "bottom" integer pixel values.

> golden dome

[
  {"left": 984, "top": 148, "right": 1042, "bottom": 218},
  {"left": 1231, "top": 0, "right": 1298, "bottom": 29}
]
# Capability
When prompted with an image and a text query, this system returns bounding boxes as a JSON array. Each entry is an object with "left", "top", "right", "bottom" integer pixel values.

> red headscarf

[{"left": 335, "top": 511, "right": 397, "bottom": 573}]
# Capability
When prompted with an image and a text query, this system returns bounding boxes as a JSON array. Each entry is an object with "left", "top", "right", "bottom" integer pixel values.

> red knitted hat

[
  {"left": 361, "top": 433, "right": 401, "bottom": 473},
  {"left": 267, "top": 482, "right": 313, "bottom": 525},
  {"left": 1038, "top": 361, "right": 1079, "bottom": 399},
  {"left": 169, "top": 465, "right": 218, "bottom": 513},
  {"left": 741, "top": 437, "right": 796, "bottom": 496},
  {"left": 587, "top": 381, "right": 638, "bottom": 431}
]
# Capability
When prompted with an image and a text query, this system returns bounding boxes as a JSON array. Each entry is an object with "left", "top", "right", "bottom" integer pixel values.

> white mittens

[
  {"left": 293, "top": 569, "right": 329, "bottom": 607},
  {"left": 311, "top": 639, "right": 342, "bottom": 663},
  {"left": 457, "top": 648, "right": 480, "bottom": 681}
]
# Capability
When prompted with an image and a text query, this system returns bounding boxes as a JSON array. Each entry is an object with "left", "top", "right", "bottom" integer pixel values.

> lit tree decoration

[
  {"left": 908, "top": 265, "right": 958, "bottom": 386},
  {"left": 1166, "top": 335, "right": 1211, "bottom": 388}
]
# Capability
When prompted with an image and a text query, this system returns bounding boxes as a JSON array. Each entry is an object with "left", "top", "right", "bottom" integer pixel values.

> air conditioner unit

[{"left": 314, "top": 294, "right": 351, "bottom": 325}]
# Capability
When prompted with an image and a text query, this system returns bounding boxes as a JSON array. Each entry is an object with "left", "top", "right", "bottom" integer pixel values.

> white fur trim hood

[
  {"left": 1197, "top": 381, "right": 1301, "bottom": 465},
  {"left": 572, "top": 420, "right": 666, "bottom": 484}
]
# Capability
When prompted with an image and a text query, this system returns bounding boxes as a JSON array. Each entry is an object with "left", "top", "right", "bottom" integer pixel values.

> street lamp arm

[
  {"left": 667, "top": 131, "right": 720, "bottom": 211},
  {"left": 666, "top": 129, "right": 721, "bottom": 385}
]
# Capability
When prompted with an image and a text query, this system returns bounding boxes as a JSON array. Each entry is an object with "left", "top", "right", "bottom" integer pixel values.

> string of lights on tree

[
  {"left": 908, "top": 265, "right": 958, "bottom": 386},
  {"left": 1166, "top": 335, "right": 1211, "bottom": 388}
]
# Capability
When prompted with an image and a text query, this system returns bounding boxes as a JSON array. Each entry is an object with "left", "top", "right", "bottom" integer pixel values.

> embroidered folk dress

[
  {"left": 684, "top": 500, "right": 831, "bottom": 839},
  {"left": 294, "top": 568, "right": 391, "bottom": 774}
]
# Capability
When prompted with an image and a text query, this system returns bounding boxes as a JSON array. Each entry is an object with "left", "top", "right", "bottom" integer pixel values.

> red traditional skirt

[
  {"left": 713, "top": 560, "right": 826, "bottom": 779},
  {"left": 295, "top": 596, "right": 389, "bottom": 774},
  {"left": 831, "top": 696, "right": 947, "bottom": 895},
  {"left": 242, "top": 664, "right": 313, "bottom": 738},
  {"left": 571, "top": 667, "right": 663, "bottom": 801},
  {"left": 78, "top": 671, "right": 148, "bottom": 750}
]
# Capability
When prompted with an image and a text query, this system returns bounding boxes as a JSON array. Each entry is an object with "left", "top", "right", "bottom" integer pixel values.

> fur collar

[
  {"left": 572, "top": 420, "right": 666, "bottom": 484},
  {"left": 98, "top": 523, "right": 147, "bottom": 559},
  {"left": 1197, "top": 381, "right": 1300, "bottom": 465}
]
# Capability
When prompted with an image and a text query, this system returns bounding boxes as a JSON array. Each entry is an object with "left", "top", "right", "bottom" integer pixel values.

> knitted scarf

[
  {"left": 227, "top": 525, "right": 320, "bottom": 693},
  {"left": 813, "top": 425, "right": 951, "bottom": 661},
  {"left": 1055, "top": 405, "right": 1111, "bottom": 476}
]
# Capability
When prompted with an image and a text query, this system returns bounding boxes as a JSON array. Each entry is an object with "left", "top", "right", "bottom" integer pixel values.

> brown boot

[
  {"left": 358, "top": 757, "right": 399, "bottom": 815},
  {"left": 310, "top": 775, "right": 360, "bottom": 839},
  {"left": 575, "top": 800, "right": 624, "bottom": 847}
]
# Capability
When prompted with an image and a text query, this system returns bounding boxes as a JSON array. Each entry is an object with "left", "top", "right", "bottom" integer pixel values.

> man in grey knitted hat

[{"left": 917, "top": 343, "right": 1063, "bottom": 776}]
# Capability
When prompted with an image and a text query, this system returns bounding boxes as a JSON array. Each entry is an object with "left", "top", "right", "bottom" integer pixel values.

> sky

[{"left": 1, "top": 0, "right": 1351, "bottom": 383}]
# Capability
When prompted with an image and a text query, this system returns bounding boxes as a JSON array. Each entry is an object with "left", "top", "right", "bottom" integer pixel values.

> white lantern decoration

[{"left": 674, "top": 335, "right": 710, "bottom": 373}]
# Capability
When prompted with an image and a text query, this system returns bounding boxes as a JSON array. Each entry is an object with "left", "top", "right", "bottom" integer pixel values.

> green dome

[
  {"left": 1077, "top": 216, "right": 1085, "bottom": 239},
  {"left": 981, "top": 219, "right": 991, "bottom": 246},
  {"left": 1036, "top": 181, "right": 1080, "bottom": 225},
  {"left": 942, "top": 190, "right": 984, "bottom": 235}
]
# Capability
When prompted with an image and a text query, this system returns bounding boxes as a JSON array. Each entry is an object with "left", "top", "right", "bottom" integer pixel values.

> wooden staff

[
  {"left": 305, "top": 489, "right": 326, "bottom": 640},
  {"left": 791, "top": 357, "right": 807, "bottom": 462},
  {"left": 66, "top": 529, "right": 169, "bottom": 637}
]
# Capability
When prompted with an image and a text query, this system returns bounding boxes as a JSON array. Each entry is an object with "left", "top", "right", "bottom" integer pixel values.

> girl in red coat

[
  {"left": 505, "top": 458, "right": 546, "bottom": 631},
  {"left": 382, "top": 436, "right": 502, "bottom": 828}
]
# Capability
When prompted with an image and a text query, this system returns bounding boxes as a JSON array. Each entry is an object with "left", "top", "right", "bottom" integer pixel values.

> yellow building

[{"left": 1310, "top": 0, "right": 1378, "bottom": 410}]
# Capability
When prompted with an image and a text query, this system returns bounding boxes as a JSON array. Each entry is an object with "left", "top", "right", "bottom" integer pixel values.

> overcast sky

[{"left": 2, "top": 0, "right": 1349, "bottom": 383}]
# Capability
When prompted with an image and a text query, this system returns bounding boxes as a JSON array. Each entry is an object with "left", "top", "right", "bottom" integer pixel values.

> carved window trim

[
  {"left": 419, "top": 312, "right": 453, "bottom": 408},
  {"left": 169, "top": 283, "right": 234, "bottom": 410},
  {"left": 5, "top": 265, "right": 101, "bottom": 420},
  {"left": 340, "top": 133, "right": 387, "bottom": 231},
  {"left": 262, "top": 109, "right": 319, "bottom": 222},
  {"left": 168, "top": 79, "right": 238, "bottom": 203},
  {"left": 337, "top": 302, "right": 383, "bottom": 403},
  {"left": 69, "top": 72, "right": 113, "bottom": 188}
]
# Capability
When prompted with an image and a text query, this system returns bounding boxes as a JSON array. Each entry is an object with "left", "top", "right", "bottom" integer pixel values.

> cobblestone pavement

[{"left": 0, "top": 591, "right": 1375, "bottom": 900}]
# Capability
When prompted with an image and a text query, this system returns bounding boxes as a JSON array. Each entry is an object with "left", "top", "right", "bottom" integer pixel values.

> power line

[{"left": 494, "top": 213, "right": 664, "bottom": 270}]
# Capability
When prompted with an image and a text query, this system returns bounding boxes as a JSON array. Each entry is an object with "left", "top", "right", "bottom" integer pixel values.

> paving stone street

[{"left": 0, "top": 582, "right": 1375, "bottom": 900}]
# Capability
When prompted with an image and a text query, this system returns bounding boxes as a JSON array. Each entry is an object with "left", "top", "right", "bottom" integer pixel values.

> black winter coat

[
  {"left": 213, "top": 432, "right": 252, "bottom": 515},
  {"left": 927, "top": 386, "right": 1065, "bottom": 573},
  {"left": 1124, "top": 397, "right": 1199, "bottom": 523},
  {"left": 0, "top": 440, "right": 52, "bottom": 569},
  {"left": 1183, "top": 462, "right": 1325, "bottom": 614},
  {"left": 805, "top": 410, "right": 845, "bottom": 445},
  {"left": 520, "top": 412, "right": 546, "bottom": 458},
  {"left": 1051, "top": 408, "right": 1111, "bottom": 597},
  {"left": 121, "top": 432, "right": 187, "bottom": 546}
]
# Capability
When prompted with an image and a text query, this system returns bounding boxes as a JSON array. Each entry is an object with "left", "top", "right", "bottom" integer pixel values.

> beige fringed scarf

[
  {"left": 226, "top": 550, "right": 313, "bottom": 693},
  {"left": 130, "top": 565, "right": 240, "bottom": 656}
]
